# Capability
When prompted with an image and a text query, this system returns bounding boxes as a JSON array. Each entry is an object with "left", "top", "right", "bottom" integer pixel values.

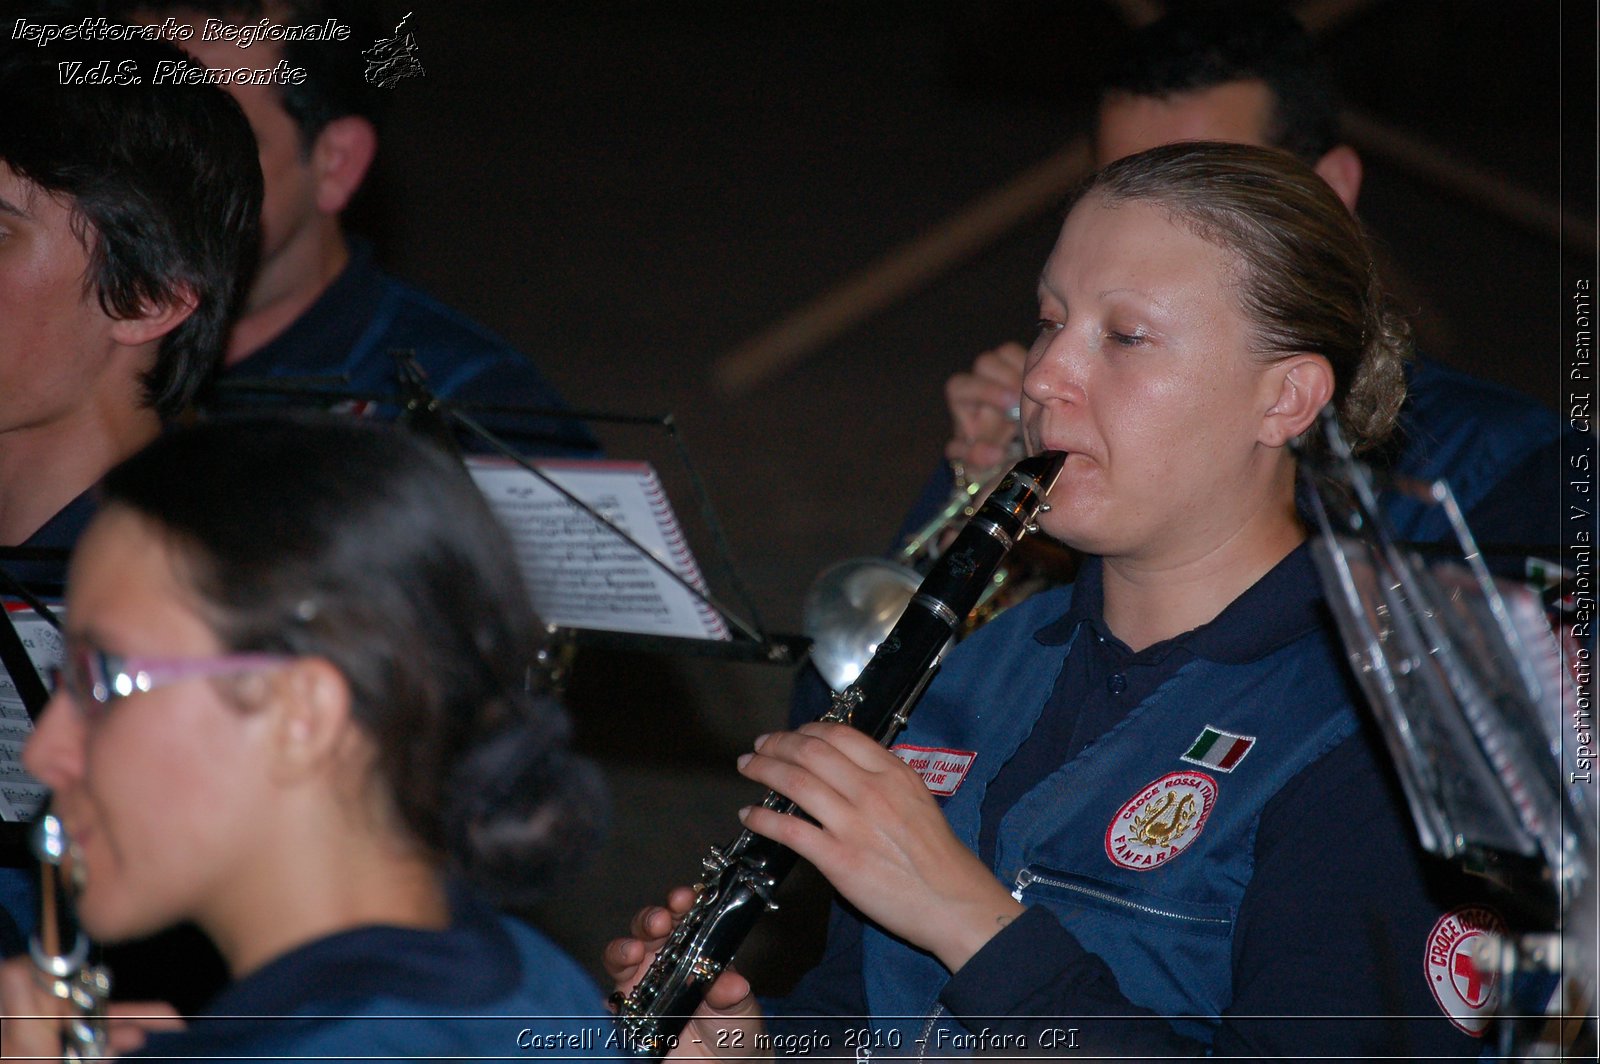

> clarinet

[
  {"left": 29, "top": 811, "right": 112, "bottom": 1063},
  {"left": 612, "top": 450, "right": 1066, "bottom": 1057}
]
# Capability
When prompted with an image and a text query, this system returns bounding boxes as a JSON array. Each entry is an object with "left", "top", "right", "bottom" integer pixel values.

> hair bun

[
  {"left": 443, "top": 696, "right": 609, "bottom": 908},
  {"left": 1338, "top": 275, "right": 1412, "bottom": 453}
]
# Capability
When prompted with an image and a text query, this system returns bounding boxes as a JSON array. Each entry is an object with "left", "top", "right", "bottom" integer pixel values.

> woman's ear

[
  {"left": 1260, "top": 355, "right": 1335, "bottom": 448},
  {"left": 267, "top": 657, "right": 354, "bottom": 784}
]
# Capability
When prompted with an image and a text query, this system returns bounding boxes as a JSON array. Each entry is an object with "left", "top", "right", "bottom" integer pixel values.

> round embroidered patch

[
  {"left": 1104, "top": 771, "right": 1217, "bottom": 871},
  {"left": 1425, "top": 905, "right": 1506, "bottom": 1036}
]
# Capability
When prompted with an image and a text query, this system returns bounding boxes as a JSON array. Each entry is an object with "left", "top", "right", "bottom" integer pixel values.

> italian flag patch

[{"left": 1180, "top": 727, "right": 1255, "bottom": 773}]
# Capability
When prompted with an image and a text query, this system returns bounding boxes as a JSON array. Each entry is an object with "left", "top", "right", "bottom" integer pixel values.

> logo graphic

[
  {"left": 364, "top": 11, "right": 424, "bottom": 88},
  {"left": 1105, "top": 771, "right": 1216, "bottom": 870},
  {"left": 892, "top": 744, "right": 977, "bottom": 797},
  {"left": 945, "top": 547, "right": 979, "bottom": 577},
  {"left": 1425, "top": 906, "right": 1506, "bottom": 1036},
  {"left": 1179, "top": 726, "right": 1255, "bottom": 773}
]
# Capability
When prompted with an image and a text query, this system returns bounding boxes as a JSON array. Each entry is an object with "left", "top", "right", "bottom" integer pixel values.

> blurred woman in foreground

[{"left": 2, "top": 417, "right": 614, "bottom": 1060}]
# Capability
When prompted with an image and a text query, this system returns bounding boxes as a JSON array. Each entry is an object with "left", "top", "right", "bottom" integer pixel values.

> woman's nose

[
  {"left": 22, "top": 687, "right": 86, "bottom": 792},
  {"left": 1022, "top": 326, "right": 1088, "bottom": 408}
]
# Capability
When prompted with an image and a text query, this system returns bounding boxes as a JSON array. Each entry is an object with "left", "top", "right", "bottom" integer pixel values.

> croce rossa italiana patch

[{"left": 1105, "top": 770, "right": 1217, "bottom": 870}]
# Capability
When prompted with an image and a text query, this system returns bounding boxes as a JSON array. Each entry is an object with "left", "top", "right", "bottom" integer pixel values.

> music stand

[
  {"left": 1301, "top": 410, "right": 1595, "bottom": 1057},
  {"left": 0, "top": 554, "right": 63, "bottom": 858},
  {"left": 216, "top": 353, "right": 811, "bottom": 670}
]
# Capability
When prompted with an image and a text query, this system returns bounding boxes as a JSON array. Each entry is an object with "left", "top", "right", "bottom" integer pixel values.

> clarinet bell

[{"left": 802, "top": 558, "right": 923, "bottom": 691}]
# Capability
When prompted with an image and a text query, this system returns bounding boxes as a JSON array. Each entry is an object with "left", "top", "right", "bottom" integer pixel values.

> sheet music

[
  {"left": 0, "top": 604, "right": 59, "bottom": 821},
  {"left": 468, "top": 457, "right": 731, "bottom": 641}
]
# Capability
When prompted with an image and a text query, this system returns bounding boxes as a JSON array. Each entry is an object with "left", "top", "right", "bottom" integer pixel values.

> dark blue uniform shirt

[
  {"left": 771, "top": 546, "right": 1485, "bottom": 1059},
  {"left": 132, "top": 887, "right": 619, "bottom": 1062}
]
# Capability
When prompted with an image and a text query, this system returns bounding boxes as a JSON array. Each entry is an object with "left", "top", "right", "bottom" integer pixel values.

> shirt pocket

[{"left": 1011, "top": 864, "right": 1235, "bottom": 940}]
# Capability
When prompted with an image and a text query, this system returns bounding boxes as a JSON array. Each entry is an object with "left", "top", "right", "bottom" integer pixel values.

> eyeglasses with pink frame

[{"left": 53, "top": 642, "right": 294, "bottom": 716}]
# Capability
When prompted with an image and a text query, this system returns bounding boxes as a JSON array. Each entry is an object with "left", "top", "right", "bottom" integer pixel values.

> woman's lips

[
  {"left": 1043, "top": 443, "right": 1095, "bottom": 464},
  {"left": 56, "top": 814, "right": 92, "bottom": 855}
]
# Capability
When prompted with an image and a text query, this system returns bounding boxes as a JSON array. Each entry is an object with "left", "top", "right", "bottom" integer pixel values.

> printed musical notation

[
  {"left": 468, "top": 458, "right": 730, "bottom": 641},
  {"left": 0, "top": 605, "right": 59, "bottom": 821}
]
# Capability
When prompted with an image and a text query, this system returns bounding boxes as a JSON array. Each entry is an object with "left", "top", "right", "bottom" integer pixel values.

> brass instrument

[
  {"left": 29, "top": 811, "right": 111, "bottom": 1062},
  {"left": 804, "top": 456, "right": 1072, "bottom": 690}
]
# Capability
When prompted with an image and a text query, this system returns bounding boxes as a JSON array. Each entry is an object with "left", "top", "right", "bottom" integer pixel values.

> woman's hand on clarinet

[
  {"left": 604, "top": 888, "right": 771, "bottom": 1061},
  {"left": 945, "top": 342, "right": 1027, "bottom": 475},
  {"left": 737, "top": 724, "right": 1024, "bottom": 974},
  {"left": 2, "top": 956, "right": 184, "bottom": 1058},
  {"left": 107, "top": 1003, "right": 186, "bottom": 1054},
  {"left": 0, "top": 954, "right": 67, "bottom": 1060}
]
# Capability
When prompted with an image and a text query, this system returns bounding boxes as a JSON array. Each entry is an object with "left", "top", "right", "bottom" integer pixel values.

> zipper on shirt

[
  {"left": 915, "top": 1005, "right": 944, "bottom": 1062},
  {"left": 1011, "top": 868, "right": 1231, "bottom": 929}
]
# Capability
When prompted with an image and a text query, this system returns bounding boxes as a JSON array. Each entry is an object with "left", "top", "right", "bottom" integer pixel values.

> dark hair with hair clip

[
  {"left": 0, "top": 33, "right": 262, "bottom": 416},
  {"left": 1081, "top": 141, "right": 1410, "bottom": 460},
  {"left": 104, "top": 0, "right": 389, "bottom": 152},
  {"left": 1098, "top": 2, "right": 1341, "bottom": 163},
  {"left": 100, "top": 416, "right": 606, "bottom": 905}
]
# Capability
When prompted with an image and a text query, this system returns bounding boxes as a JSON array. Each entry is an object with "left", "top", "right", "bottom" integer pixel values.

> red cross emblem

[
  {"left": 1425, "top": 906, "right": 1505, "bottom": 1036},
  {"left": 1452, "top": 939, "right": 1489, "bottom": 1006}
]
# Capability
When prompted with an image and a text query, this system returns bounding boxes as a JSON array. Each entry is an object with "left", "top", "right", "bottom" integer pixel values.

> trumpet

[
  {"left": 29, "top": 811, "right": 111, "bottom": 1062},
  {"left": 803, "top": 456, "right": 1075, "bottom": 691}
]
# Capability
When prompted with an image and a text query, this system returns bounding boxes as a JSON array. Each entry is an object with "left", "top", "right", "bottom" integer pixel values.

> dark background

[{"left": 347, "top": 0, "right": 1595, "bottom": 986}]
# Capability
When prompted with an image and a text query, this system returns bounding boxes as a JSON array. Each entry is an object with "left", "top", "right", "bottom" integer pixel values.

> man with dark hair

[
  {"left": 0, "top": 28, "right": 261, "bottom": 962},
  {"left": 0, "top": 32, "right": 261, "bottom": 584},
  {"left": 939, "top": 2, "right": 1565, "bottom": 550},
  {"left": 1096, "top": 2, "right": 1343, "bottom": 165},
  {"left": 112, "top": 0, "right": 596, "bottom": 454}
]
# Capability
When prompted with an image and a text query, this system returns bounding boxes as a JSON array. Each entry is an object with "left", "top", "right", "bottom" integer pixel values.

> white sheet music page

[
  {"left": 467, "top": 457, "right": 731, "bottom": 641},
  {"left": 0, "top": 604, "right": 59, "bottom": 822}
]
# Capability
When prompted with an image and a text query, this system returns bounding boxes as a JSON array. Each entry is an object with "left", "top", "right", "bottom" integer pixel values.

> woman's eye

[
  {"left": 1108, "top": 330, "right": 1145, "bottom": 347},
  {"left": 1035, "top": 318, "right": 1064, "bottom": 336}
]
